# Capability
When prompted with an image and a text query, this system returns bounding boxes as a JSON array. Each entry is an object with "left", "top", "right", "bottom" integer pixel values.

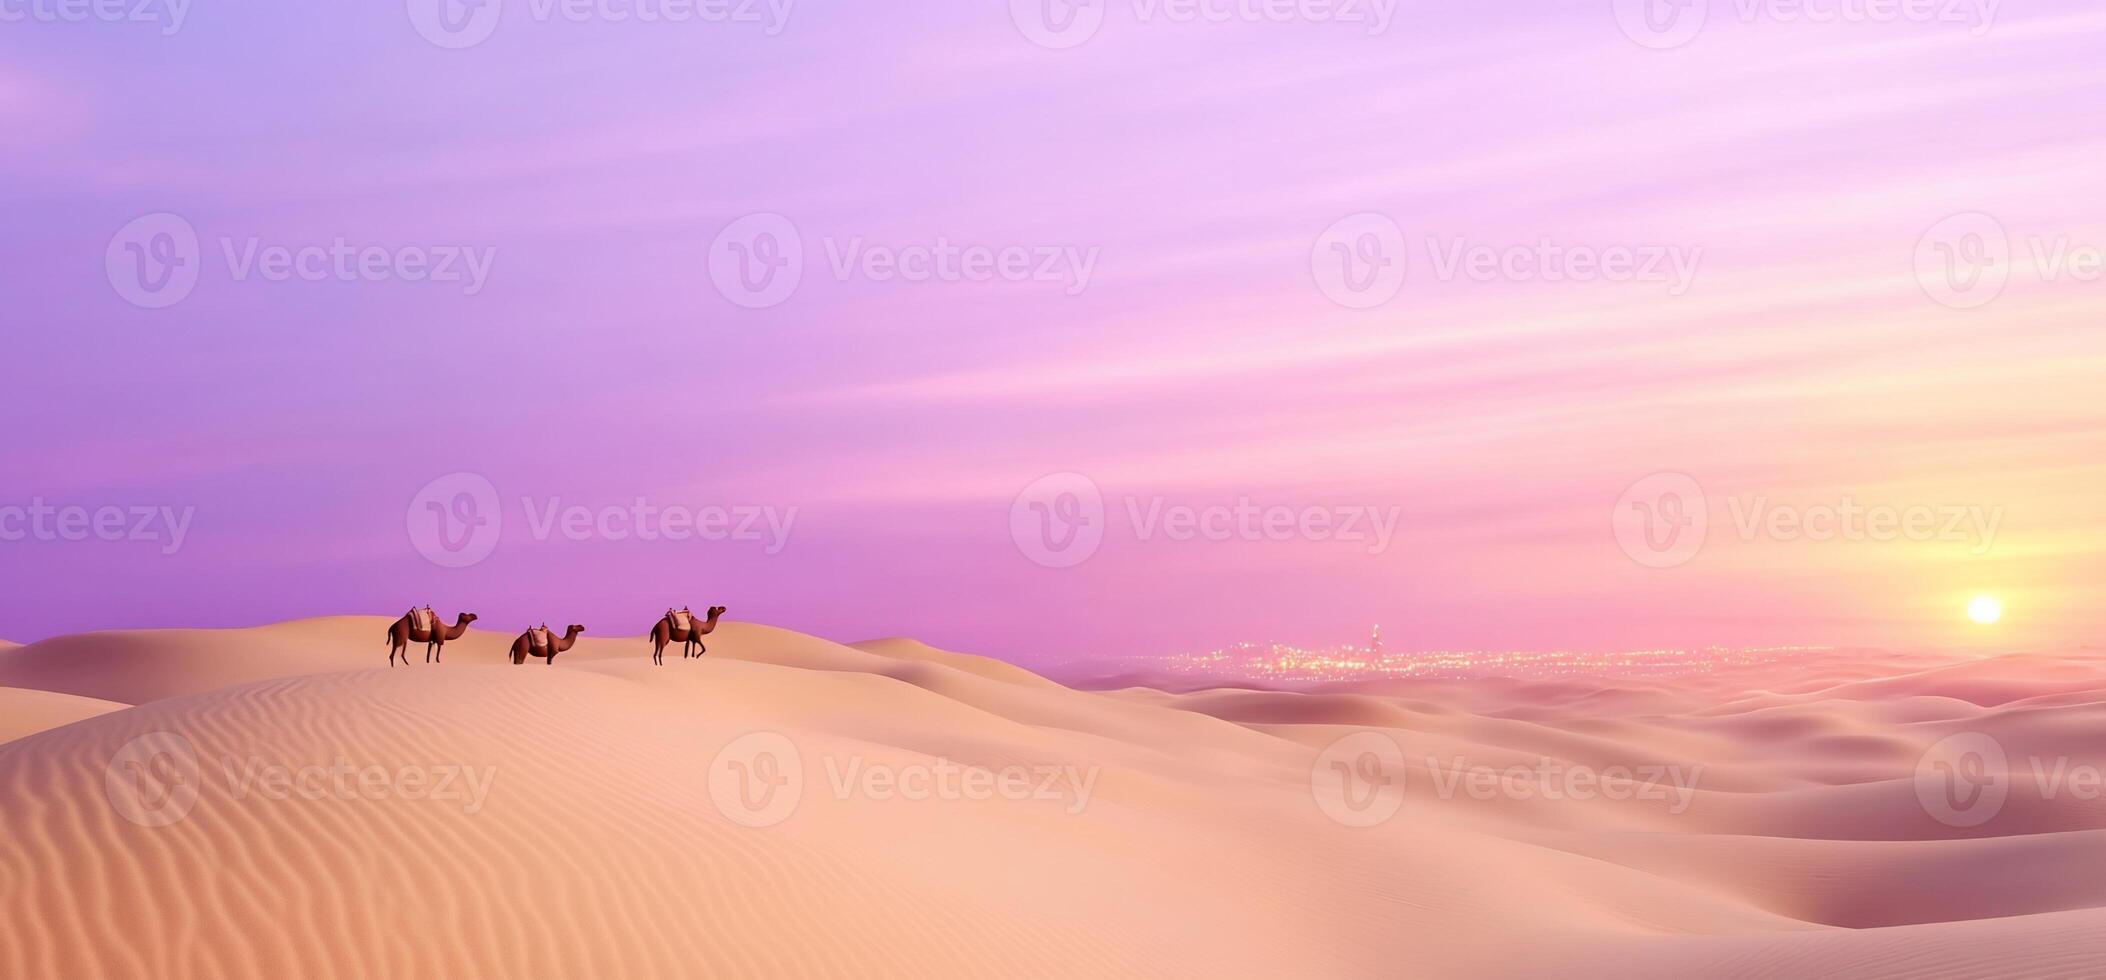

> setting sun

[{"left": 1968, "top": 595, "right": 2005, "bottom": 625}]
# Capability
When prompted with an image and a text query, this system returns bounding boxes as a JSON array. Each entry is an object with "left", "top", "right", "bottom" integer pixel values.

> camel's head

[
  {"left": 460, "top": 612, "right": 479, "bottom": 625},
  {"left": 709, "top": 605, "right": 728, "bottom": 618},
  {"left": 567, "top": 624, "right": 586, "bottom": 635}
]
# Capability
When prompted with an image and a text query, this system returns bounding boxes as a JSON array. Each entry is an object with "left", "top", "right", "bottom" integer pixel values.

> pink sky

[{"left": 2, "top": 2, "right": 2102, "bottom": 663}]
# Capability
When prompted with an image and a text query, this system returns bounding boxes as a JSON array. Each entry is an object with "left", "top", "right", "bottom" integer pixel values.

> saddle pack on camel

[
  {"left": 528, "top": 625, "right": 553, "bottom": 654},
  {"left": 667, "top": 607, "right": 693, "bottom": 633},
  {"left": 410, "top": 606, "right": 435, "bottom": 634}
]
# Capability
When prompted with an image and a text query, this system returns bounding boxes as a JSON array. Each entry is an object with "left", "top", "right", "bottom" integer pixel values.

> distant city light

[{"left": 1085, "top": 628, "right": 1833, "bottom": 685}]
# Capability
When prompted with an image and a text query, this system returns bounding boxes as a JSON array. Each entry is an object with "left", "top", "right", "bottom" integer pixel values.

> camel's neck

[
  {"left": 701, "top": 613, "right": 723, "bottom": 630},
  {"left": 446, "top": 618, "right": 471, "bottom": 639},
  {"left": 558, "top": 629, "right": 582, "bottom": 650}
]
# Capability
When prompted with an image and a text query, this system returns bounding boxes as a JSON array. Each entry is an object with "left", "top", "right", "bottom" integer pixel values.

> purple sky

[{"left": 3, "top": 1, "right": 2103, "bottom": 663}]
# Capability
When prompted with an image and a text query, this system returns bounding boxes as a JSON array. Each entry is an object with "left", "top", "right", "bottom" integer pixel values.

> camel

[
  {"left": 649, "top": 605, "right": 726, "bottom": 665},
  {"left": 510, "top": 624, "right": 584, "bottom": 665},
  {"left": 385, "top": 607, "right": 478, "bottom": 666}
]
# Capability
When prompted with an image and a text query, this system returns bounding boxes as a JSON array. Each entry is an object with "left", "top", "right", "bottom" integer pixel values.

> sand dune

[
  {"left": 0, "top": 686, "right": 127, "bottom": 744},
  {"left": 4, "top": 621, "right": 2105, "bottom": 977}
]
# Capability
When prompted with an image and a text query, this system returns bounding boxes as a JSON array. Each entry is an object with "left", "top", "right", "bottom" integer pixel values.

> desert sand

[{"left": 2, "top": 619, "right": 2103, "bottom": 978}]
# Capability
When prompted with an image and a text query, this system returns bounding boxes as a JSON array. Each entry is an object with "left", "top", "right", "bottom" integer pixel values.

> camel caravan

[{"left": 384, "top": 605, "right": 726, "bottom": 667}]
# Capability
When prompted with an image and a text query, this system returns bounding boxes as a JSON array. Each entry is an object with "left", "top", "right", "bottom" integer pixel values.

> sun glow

[{"left": 1967, "top": 595, "right": 2004, "bottom": 625}]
